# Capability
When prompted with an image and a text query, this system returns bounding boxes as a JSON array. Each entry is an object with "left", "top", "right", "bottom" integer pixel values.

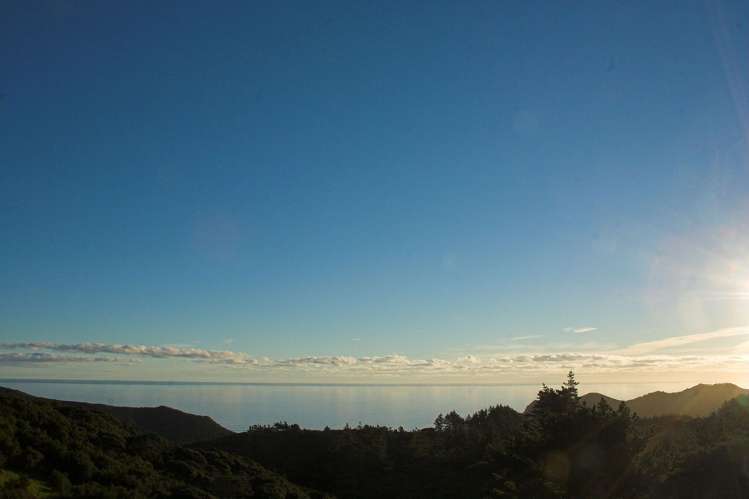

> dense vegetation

[
  {"left": 0, "top": 388, "right": 327, "bottom": 498},
  {"left": 205, "top": 373, "right": 749, "bottom": 499},
  {"left": 5, "top": 374, "right": 749, "bottom": 498}
]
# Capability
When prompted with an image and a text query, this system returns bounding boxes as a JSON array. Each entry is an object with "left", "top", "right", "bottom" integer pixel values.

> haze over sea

[{"left": 0, "top": 380, "right": 694, "bottom": 432}]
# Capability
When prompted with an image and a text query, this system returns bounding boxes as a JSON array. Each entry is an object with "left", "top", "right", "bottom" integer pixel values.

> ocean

[{"left": 0, "top": 379, "right": 694, "bottom": 432}]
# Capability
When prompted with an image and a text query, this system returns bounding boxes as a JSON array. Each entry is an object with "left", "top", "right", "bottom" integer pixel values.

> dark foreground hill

[
  {"left": 66, "top": 402, "right": 234, "bottom": 444},
  {"left": 6, "top": 376, "right": 749, "bottom": 498},
  {"left": 0, "top": 386, "right": 329, "bottom": 498},
  {"left": 579, "top": 383, "right": 749, "bottom": 417},
  {"left": 0, "top": 387, "right": 233, "bottom": 444}
]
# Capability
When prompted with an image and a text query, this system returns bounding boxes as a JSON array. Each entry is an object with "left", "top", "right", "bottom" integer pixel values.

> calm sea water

[{"left": 0, "top": 380, "right": 693, "bottom": 432}]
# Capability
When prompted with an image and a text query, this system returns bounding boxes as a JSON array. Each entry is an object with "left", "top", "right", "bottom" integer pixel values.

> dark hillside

[
  {"left": 5, "top": 379, "right": 749, "bottom": 498},
  {"left": 200, "top": 377, "right": 749, "bottom": 499},
  {"left": 531, "top": 383, "right": 749, "bottom": 418},
  {"left": 199, "top": 406, "right": 524, "bottom": 499},
  {"left": 0, "top": 387, "right": 329, "bottom": 498},
  {"left": 627, "top": 383, "right": 749, "bottom": 417},
  {"left": 68, "top": 402, "right": 233, "bottom": 444},
  {"left": 0, "top": 386, "right": 233, "bottom": 444}
]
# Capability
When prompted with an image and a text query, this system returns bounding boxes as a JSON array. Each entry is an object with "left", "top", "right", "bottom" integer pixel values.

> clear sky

[{"left": 2, "top": 1, "right": 749, "bottom": 383}]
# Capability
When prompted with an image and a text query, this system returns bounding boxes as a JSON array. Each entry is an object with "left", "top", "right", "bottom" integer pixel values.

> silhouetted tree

[
  {"left": 434, "top": 414, "right": 446, "bottom": 432},
  {"left": 443, "top": 411, "right": 464, "bottom": 432}
]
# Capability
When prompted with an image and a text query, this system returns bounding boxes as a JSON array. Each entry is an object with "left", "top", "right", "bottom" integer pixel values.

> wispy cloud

[
  {"left": 0, "top": 352, "right": 120, "bottom": 364},
  {"left": 564, "top": 327, "right": 598, "bottom": 334},
  {"left": 614, "top": 327, "right": 749, "bottom": 356},
  {"left": 510, "top": 335, "right": 544, "bottom": 342}
]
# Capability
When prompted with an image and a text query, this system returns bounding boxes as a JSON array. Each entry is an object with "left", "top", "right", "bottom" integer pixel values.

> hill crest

[
  {"left": 575, "top": 383, "right": 749, "bottom": 418},
  {"left": 0, "top": 385, "right": 233, "bottom": 443}
]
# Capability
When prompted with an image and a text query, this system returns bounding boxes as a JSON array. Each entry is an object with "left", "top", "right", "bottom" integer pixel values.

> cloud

[
  {"left": 510, "top": 335, "right": 544, "bottom": 342},
  {"left": 564, "top": 327, "right": 598, "bottom": 334},
  {"left": 457, "top": 355, "right": 480, "bottom": 364},
  {"left": 0, "top": 342, "right": 255, "bottom": 365},
  {"left": 614, "top": 327, "right": 749, "bottom": 356},
  {"left": 2, "top": 329, "right": 749, "bottom": 378},
  {"left": 0, "top": 352, "right": 120, "bottom": 364},
  {"left": 293, "top": 352, "right": 741, "bottom": 375}
]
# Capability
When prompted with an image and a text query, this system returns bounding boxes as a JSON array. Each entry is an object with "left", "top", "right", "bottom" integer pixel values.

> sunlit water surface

[{"left": 0, "top": 380, "right": 694, "bottom": 431}]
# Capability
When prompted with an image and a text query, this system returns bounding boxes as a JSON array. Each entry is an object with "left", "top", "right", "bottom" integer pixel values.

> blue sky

[{"left": 2, "top": 1, "right": 749, "bottom": 382}]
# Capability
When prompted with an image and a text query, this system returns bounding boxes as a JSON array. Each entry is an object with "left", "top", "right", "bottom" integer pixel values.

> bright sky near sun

[{"left": 2, "top": 1, "right": 749, "bottom": 383}]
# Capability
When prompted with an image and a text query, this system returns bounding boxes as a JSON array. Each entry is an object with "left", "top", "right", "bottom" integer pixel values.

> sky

[{"left": 2, "top": 1, "right": 749, "bottom": 383}]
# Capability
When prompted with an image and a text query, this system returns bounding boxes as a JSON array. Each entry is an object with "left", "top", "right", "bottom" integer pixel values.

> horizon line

[{"left": 0, "top": 377, "right": 707, "bottom": 388}]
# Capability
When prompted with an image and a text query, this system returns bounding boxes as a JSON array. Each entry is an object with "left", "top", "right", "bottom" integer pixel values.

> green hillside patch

[{"left": 0, "top": 468, "right": 54, "bottom": 498}]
